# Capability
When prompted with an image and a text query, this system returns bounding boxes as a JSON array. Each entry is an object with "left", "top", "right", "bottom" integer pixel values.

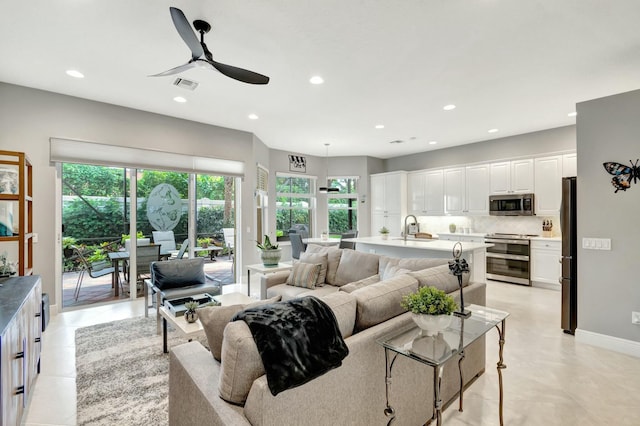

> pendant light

[{"left": 318, "top": 143, "right": 339, "bottom": 193}]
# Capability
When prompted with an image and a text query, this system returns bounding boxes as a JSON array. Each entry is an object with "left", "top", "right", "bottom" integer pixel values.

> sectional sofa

[{"left": 168, "top": 247, "right": 487, "bottom": 425}]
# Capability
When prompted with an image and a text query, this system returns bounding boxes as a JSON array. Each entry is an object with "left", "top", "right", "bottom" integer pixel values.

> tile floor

[{"left": 23, "top": 281, "right": 640, "bottom": 425}]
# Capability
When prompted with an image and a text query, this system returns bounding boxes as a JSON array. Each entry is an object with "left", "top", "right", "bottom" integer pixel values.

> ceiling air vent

[{"left": 173, "top": 78, "right": 199, "bottom": 91}]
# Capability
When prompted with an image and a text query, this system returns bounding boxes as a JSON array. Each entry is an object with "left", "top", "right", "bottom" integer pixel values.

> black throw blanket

[{"left": 232, "top": 296, "right": 349, "bottom": 396}]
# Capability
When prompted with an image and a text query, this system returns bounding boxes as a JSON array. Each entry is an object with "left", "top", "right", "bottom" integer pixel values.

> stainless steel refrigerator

[{"left": 560, "top": 177, "right": 577, "bottom": 334}]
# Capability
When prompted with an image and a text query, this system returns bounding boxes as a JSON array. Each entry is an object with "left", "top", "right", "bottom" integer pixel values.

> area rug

[{"left": 75, "top": 316, "right": 207, "bottom": 425}]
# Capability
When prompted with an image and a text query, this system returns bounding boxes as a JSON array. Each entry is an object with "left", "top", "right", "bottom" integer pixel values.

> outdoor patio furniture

[
  {"left": 152, "top": 230, "right": 177, "bottom": 252},
  {"left": 72, "top": 246, "right": 120, "bottom": 300}
]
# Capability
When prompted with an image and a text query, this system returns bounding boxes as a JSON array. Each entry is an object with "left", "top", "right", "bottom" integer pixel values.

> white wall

[
  {"left": 576, "top": 88, "right": 640, "bottom": 348},
  {"left": 0, "top": 83, "right": 256, "bottom": 305}
]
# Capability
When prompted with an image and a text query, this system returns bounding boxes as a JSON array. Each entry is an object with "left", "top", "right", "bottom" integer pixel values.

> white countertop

[
  {"left": 529, "top": 236, "right": 561, "bottom": 241},
  {"left": 435, "top": 232, "right": 488, "bottom": 238},
  {"left": 346, "top": 236, "right": 492, "bottom": 251}
]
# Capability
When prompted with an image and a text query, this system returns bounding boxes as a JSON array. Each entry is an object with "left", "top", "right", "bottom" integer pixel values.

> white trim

[
  {"left": 575, "top": 328, "right": 640, "bottom": 358},
  {"left": 328, "top": 175, "right": 360, "bottom": 180},
  {"left": 276, "top": 171, "right": 317, "bottom": 180},
  {"left": 50, "top": 137, "right": 244, "bottom": 177}
]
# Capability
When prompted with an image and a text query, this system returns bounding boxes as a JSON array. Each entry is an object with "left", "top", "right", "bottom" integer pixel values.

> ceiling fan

[{"left": 150, "top": 7, "right": 269, "bottom": 85}]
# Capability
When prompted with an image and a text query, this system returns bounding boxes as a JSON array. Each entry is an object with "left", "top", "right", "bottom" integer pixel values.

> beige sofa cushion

[
  {"left": 409, "top": 264, "right": 470, "bottom": 293},
  {"left": 351, "top": 274, "right": 418, "bottom": 331},
  {"left": 218, "top": 321, "right": 264, "bottom": 405},
  {"left": 339, "top": 274, "right": 380, "bottom": 293},
  {"left": 199, "top": 296, "right": 281, "bottom": 361},
  {"left": 305, "top": 245, "right": 342, "bottom": 284},
  {"left": 378, "top": 256, "right": 448, "bottom": 274},
  {"left": 218, "top": 293, "right": 356, "bottom": 405},
  {"left": 380, "top": 264, "right": 411, "bottom": 281},
  {"left": 299, "top": 252, "right": 328, "bottom": 285},
  {"left": 334, "top": 249, "right": 380, "bottom": 286},
  {"left": 286, "top": 262, "right": 321, "bottom": 288}
]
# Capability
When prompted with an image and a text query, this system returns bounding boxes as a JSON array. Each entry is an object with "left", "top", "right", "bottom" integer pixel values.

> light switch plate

[
  {"left": 632, "top": 311, "right": 640, "bottom": 325},
  {"left": 582, "top": 237, "right": 612, "bottom": 250}
]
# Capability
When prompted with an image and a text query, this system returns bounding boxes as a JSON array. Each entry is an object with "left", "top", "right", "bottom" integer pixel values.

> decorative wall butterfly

[{"left": 602, "top": 159, "right": 639, "bottom": 193}]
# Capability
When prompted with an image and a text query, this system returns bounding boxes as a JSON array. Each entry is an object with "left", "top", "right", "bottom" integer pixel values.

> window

[
  {"left": 327, "top": 177, "right": 358, "bottom": 236},
  {"left": 276, "top": 174, "right": 314, "bottom": 241}
]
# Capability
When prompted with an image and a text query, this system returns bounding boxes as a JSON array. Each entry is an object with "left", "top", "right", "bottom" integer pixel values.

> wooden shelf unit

[{"left": 0, "top": 150, "right": 33, "bottom": 276}]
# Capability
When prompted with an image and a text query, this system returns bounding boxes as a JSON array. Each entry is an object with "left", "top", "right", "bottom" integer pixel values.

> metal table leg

[
  {"left": 458, "top": 350, "right": 465, "bottom": 412},
  {"left": 495, "top": 319, "right": 507, "bottom": 426},
  {"left": 383, "top": 348, "right": 399, "bottom": 426},
  {"left": 433, "top": 365, "right": 444, "bottom": 426},
  {"left": 163, "top": 317, "right": 168, "bottom": 354},
  {"left": 247, "top": 269, "right": 251, "bottom": 296}
]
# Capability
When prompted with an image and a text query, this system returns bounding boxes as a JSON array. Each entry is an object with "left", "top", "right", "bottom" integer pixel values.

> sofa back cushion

[
  {"left": 334, "top": 249, "right": 380, "bottom": 286},
  {"left": 351, "top": 274, "right": 418, "bottom": 331},
  {"left": 409, "top": 264, "right": 470, "bottom": 293},
  {"left": 199, "top": 296, "right": 281, "bottom": 361},
  {"left": 378, "top": 256, "right": 448, "bottom": 275},
  {"left": 218, "top": 293, "right": 356, "bottom": 405},
  {"left": 339, "top": 274, "right": 380, "bottom": 293},
  {"left": 150, "top": 257, "right": 205, "bottom": 290},
  {"left": 298, "top": 252, "right": 328, "bottom": 285},
  {"left": 305, "top": 246, "right": 342, "bottom": 284}
]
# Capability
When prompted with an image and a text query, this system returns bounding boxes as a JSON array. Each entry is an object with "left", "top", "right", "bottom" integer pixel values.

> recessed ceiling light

[
  {"left": 568, "top": 112, "right": 577, "bottom": 117},
  {"left": 173, "top": 96, "right": 187, "bottom": 103},
  {"left": 443, "top": 104, "right": 456, "bottom": 111},
  {"left": 309, "top": 76, "right": 324, "bottom": 85},
  {"left": 429, "top": 141, "right": 438, "bottom": 145},
  {"left": 375, "top": 124, "right": 385, "bottom": 129},
  {"left": 66, "top": 69, "right": 84, "bottom": 79},
  {"left": 248, "top": 113, "right": 259, "bottom": 120},
  {"left": 488, "top": 128, "right": 499, "bottom": 133}
]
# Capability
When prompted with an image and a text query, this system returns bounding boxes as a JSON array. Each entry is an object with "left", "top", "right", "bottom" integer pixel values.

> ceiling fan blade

[
  {"left": 149, "top": 61, "right": 197, "bottom": 77},
  {"left": 169, "top": 7, "right": 204, "bottom": 59},
  {"left": 209, "top": 59, "right": 270, "bottom": 85}
]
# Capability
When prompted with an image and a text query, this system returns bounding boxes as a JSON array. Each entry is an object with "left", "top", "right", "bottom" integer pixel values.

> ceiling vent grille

[{"left": 173, "top": 78, "right": 199, "bottom": 91}]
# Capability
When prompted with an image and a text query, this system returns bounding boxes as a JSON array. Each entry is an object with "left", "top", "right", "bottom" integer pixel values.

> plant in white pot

[
  {"left": 401, "top": 286, "right": 458, "bottom": 336},
  {"left": 379, "top": 226, "right": 390, "bottom": 240},
  {"left": 256, "top": 235, "right": 282, "bottom": 266}
]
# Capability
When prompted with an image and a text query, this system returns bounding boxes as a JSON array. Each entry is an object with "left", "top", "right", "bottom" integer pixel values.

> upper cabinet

[
  {"left": 490, "top": 159, "right": 534, "bottom": 194},
  {"left": 465, "top": 164, "right": 490, "bottom": 215},
  {"left": 562, "top": 153, "right": 577, "bottom": 177},
  {"left": 407, "top": 169, "right": 444, "bottom": 216},
  {"left": 443, "top": 167, "right": 466, "bottom": 215},
  {"left": 535, "top": 155, "right": 563, "bottom": 215}
]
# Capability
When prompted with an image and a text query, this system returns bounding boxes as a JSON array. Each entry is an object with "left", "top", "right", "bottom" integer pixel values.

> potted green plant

[
  {"left": 449, "top": 223, "right": 457, "bottom": 233},
  {"left": 379, "top": 226, "right": 390, "bottom": 240},
  {"left": 183, "top": 301, "right": 199, "bottom": 323},
  {"left": 62, "top": 237, "right": 77, "bottom": 258},
  {"left": 401, "top": 286, "right": 458, "bottom": 336},
  {"left": 256, "top": 235, "right": 281, "bottom": 266},
  {"left": 197, "top": 237, "right": 210, "bottom": 248}
]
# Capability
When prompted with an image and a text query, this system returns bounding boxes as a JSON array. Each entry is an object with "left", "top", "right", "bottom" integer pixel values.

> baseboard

[
  {"left": 575, "top": 328, "right": 640, "bottom": 358},
  {"left": 531, "top": 281, "right": 560, "bottom": 291}
]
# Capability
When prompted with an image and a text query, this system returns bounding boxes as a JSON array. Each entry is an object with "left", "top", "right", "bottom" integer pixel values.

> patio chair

[
  {"left": 170, "top": 238, "right": 189, "bottom": 260},
  {"left": 222, "top": 228, "right": 235, "bottom": 260},
  {"left": 72, "top": 246, "right": 120, "bottom": 301},
  {"left": 124, "top": 244, "right": 161, "bottom": 289},
  {"left": 339, "top": 230, "right": 358, "bottom": 250},
  {"left": 152, "top": 230, "right": 177, "bottom": 253},
  {"left": 290, "top": 233, "right": 306, "bottom": 261}
]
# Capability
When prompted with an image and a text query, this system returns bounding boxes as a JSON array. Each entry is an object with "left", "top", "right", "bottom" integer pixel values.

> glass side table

[{"left": 376, "top": 304, "right": 509, "bottom": 426}]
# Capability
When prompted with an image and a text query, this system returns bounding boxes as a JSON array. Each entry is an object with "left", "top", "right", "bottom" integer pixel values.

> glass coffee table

[{"left": 376, "top": 304, "right": 509, "bottom": 426}]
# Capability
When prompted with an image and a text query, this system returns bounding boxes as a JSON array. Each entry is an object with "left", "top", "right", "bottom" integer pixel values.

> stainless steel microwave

[{"left": 489, "top": 193, "right": 535, "bottom": 216}]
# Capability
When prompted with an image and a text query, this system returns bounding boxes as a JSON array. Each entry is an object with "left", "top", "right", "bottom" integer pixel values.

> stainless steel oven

[{"left": 485, "top": 233, "right": 536, "bottom": 286}]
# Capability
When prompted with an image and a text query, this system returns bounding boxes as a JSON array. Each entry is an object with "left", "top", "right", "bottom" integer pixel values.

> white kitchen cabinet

[
  {"left": 562, "top": 153, "right": 577, "bottom": 177},
  {"left": 370, "top": 171, "right": 406, "bottom": 235},
  {"left": 490, "top": 159, "right": 534, "bottom": 194},
  {"left": 465, "top": 164, "right": 490, "bottom": 215},
  {"left": 437, "top": 233, "right": 486, "bottom": 243},
  {"left": 443, "top": 167, "right": 465, "bottom": 215},
  {"left": 407, "top": 169, "right": 444, "bottom": 216},
  {"left": 534, "top": 155, "right": 562, "bottom": 215},
  {"left": 530, "top": 239, "right": 561, "bottom": 288}
]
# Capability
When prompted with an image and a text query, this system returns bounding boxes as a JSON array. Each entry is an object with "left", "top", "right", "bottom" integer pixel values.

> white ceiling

[{"left": 2, "top": 1, "right": 640, "bottom": 159}]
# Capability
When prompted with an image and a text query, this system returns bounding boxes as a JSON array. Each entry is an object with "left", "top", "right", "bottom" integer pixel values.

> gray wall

[
  {"left": 0, "top": 83, "right": 256, "bottom": 305},
  {"left": 385, "top": 126, "right": 576, "bottom": 172},
  {"left": 577, "top": 89, "right": 640, "bottom": 343}
]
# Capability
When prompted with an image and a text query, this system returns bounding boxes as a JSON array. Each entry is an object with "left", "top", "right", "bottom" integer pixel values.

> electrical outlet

[{"left": 632, "top": 311, "right": 640, "bottom": 325}]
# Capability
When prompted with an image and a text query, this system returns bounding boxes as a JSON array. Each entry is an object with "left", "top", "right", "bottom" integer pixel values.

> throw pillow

[
  {"left": 339, "top": 274, "right": 380, "bottom": 293},
  {"left": 305, "top": 245, "right": 342, "bottom": 284},
  {"left": 381, "top": 263, "right": 411, "bottom": 281},
  {"left": 299, "top": 252, "right": 329, "bottom": 285},
  {"left": 334, "top": 249, "right": 380, "bottom": 286},
  {"left": 199, "top": 295, "right": 281, "bottom": 361},
  {"left": 286, "top": 262, "right": 321, "bottom": 289}
]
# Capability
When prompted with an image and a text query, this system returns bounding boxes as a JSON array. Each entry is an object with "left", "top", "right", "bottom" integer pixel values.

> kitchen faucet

[{"left": 403, "top": 214, "right": 418, "bottom": 242}]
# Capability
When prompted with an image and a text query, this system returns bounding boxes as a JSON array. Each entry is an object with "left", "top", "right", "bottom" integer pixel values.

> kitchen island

[{"left": 344, "top": 236, "right": 493, "bottom": 282}]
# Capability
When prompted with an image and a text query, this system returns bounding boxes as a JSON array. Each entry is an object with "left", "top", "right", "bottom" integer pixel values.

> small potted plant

[
  {"left": 449, "top": 223, "right": 457, "bottom": 233},
  {"left": 256, "top": 235, "right": 281, "bottom": 266},
  {"left": 62, "top": 237, "right": 77, "bottom": 258},
  {"left": 184, "top": 300, "right": 199, "bottom": 323},
  {"left": 401, "top": 286, "right": 458, "bottom": 336},
  {"left": 379, "top": 226, "right": 390, "bottom": 240},
  {"left": 197, "top": 237, "right": 210, "bottom": 248}
]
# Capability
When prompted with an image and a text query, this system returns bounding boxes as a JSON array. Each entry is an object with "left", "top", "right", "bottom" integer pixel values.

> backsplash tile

[{"left": 415, "top": 215, "right": 561, "bottom": 237}]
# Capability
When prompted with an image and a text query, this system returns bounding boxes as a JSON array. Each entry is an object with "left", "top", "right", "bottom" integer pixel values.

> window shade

[{"left": 50, "top": 137, "right": 244, "bottom": 177}]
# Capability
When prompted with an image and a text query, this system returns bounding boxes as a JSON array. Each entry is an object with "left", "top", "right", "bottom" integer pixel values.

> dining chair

[
  {"left": 152, "top": 230, "right": 177, "bottom": 252},
  {"left": 339, "top": 230, "right": 358, "bottom": 250},
  {"left": 134, "top": 244, "right": 162, "bottom": 283},
  {"left": 72, "top": 246, "right": 120, "bottom": 301},
  {"left": 290, "top": 233, "right": 306, "bottom": 261}
]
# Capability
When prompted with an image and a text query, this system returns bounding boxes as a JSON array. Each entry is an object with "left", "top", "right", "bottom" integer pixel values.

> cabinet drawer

[{"left": 530, "top": 240, "right": 561, "bottom": 250}]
